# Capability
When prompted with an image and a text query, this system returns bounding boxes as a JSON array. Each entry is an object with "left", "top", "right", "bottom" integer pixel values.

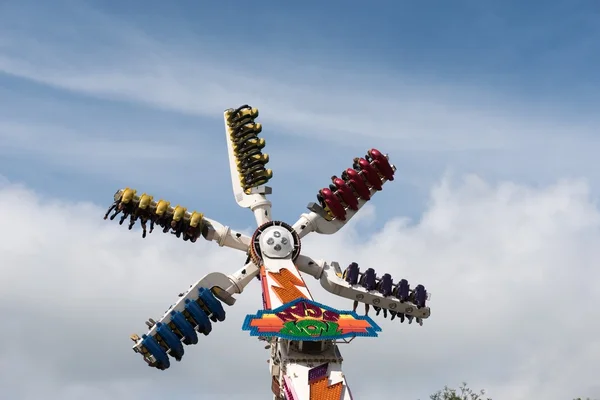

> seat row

[
  {"left": 103, "top": 188, "right": 204, "bottom": 241},
  {"left": 226, "top": 105, "right": 273, "bottom": 193},
  {"left": 343, "top": 262, "right": 428, "bottom": 325},
  {"left": 316, "top": 148, "right": 395, "bottom": 221},
  {"left": 130, "top": 287, "right": 226, "bottom": 370}
]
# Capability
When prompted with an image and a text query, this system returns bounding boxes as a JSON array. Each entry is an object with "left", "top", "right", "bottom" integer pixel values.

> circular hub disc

[
  {"left": 250, "top": 221, "right": 301, "bottom": 265},
  {"left": 259, "top": 225, "right": 295, "bottom": 259}
]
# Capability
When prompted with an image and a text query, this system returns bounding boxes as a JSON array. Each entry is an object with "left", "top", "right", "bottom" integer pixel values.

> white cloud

[{"left": 1, "top": 175, "right": 598, "bottom": 400}]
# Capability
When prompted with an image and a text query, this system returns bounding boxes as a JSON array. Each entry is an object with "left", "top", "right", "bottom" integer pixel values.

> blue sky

[{"left": 0, "top": 0, "right": 598, "bottom": 231}]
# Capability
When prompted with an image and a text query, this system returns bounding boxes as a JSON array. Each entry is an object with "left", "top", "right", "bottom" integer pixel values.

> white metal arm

[{"left": 202, "top": 216, "right": 251, "bottom": 252}]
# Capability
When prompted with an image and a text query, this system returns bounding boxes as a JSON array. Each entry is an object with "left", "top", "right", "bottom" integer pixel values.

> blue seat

[
  {"left": 141, "top": 334, "right": 170, "bottom": 370},
  {"left": 198, "top": 287, "right": 226, "bottom": 322},
  {"left": 155, "top": 322, "right": 184, "bottom": 361},
  {"left": 185, "top": 298, "right": 212, "bottom": 335},
  {"left": 170, "top": 311, "right": 198, "bottom": 345}
]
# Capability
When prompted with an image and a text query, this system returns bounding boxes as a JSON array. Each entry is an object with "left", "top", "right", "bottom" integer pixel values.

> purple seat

[
  {"left": 414, "top": 284, "right": 427, "bottom": 308},
  {"left": 395, "top": 279, "right": 410, "bottom": 302},
  {"left": 378, "top": 273, "right": 393, "bottom": 296},
  {"left": 344, "top": 262, "right": 360, "bottom": 285},
  {"left": 360, "top": 268, "right": 376, "bottom": 291},
  {"left": 373, "top": 273, "right": 394, "bottom": 317}
]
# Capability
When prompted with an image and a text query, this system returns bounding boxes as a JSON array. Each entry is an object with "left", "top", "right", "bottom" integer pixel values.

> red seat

[
  {"left": 319, "top": 188, "right": 346, "bottom": 220},
  {"left": 357, "top": 158, "right": 383, "bottom": 190},
  {"left": 367, "top": 148, "right": 395, "bottom": 181},
  {"left": 331, "top": 176, "right": 359, "bottom": 210},
  {"left": 343, "top": 168, "right": 370, "bottom": 200}
]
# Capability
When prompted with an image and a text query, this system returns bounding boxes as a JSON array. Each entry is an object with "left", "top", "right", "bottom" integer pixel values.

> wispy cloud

[
  {"left": 1, "top": 1, "right": 598, "bottom": 155},
  {"left": 0, "top": 119, "right": 221, "bottom": 181}
]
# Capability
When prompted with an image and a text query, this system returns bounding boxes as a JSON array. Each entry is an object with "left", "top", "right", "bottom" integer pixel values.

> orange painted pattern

[
  {"left": 310, "top": 376, "right": 344, "bottom": 400},
  {"left": 249, "top": 313, "right": 373, "bottom": 334},
  {"left": 259, "top": 266, "right": 272, "bottom": 309},
  {"left": 268, "top": 268, "right": 309, "bottom": 304},
  {"left": 336, "top": 315, "right": 374, "bottom": 333}
]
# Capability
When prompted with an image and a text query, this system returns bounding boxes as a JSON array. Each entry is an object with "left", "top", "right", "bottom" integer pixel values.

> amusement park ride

[{"left": 103, "top": 105, "right": 431, "bottom": 399}]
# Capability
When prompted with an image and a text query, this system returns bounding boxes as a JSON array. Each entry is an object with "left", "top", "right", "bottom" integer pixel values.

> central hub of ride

[
  {"left": 250, "top": 220, "right": 301, "bottom": 265},
  {"left": 259, "top": 225, "right": 295, "bottom": 259}
]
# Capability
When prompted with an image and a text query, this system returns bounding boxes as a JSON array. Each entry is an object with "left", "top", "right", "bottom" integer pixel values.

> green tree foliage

[
  {"left": 429, "top": 382, "right": 491, "bottom": 400},
  {"left": 426, "top": 383, "right": 597, "bottom": 400}
]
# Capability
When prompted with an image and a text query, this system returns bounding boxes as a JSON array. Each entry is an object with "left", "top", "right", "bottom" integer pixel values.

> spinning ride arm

[
  {"left": 103, "top": 188, "right": 251, "bottom": 252},
  {"left": 291, "top": 148, "right": 396, "bottom": 238},
  {"left": 295, "top": 254, "right": 431, "bottom": 324},
  {"left": 223, "top": 105, "right": 274, "bottom": 226},
  {"left": 130, "top": 261, "right": 260, "bottom": 370}
]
